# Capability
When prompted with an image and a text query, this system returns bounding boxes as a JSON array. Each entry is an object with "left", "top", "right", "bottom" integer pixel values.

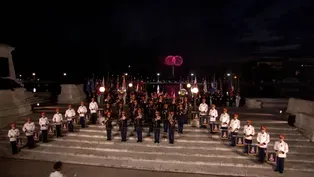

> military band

[
  {"left": 53, "top": 109, "right": 63, "bottom": 137},
  {"left": 77, "top": 102, "right": 88, "bottom": 128},
  {"left": 274, "top": 135, "right": 289, "bottom": 174},
  {"left": 257, "top": 126, "right": 270, "bottom": 162},
  {"left": 8, "top": 123, "right": 19, "bottom": 155},
  {"left": 243, "top": 120, "right": 255, "bottom": 154},
  {"left": 39, "top": 112, "right": 49, "bottom": 143},
  {"left": 208, "top": 104, "right": 218, "bottom": 133},
  {"left": 153, "top": 112, "right": 162, "bottom": 143},
  {"left": 6, "top": 93, "right": 290, "bottom": 175},
  {"left": 105, "top": 112, "right": 113, "bottom": 141},
  {"left": 229, "top": 114, "right": 240, "bottom": 146},
  {"left": 65, "top": 105, "right": 76, "bottom": 132},
  {"left": 22, "top": 117, "right": 35, "bottom": 149}
]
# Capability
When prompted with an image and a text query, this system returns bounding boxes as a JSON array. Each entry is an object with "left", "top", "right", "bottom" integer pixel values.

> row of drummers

[{"left": 199, "top": 105, "right": 289, "bottom": 174}]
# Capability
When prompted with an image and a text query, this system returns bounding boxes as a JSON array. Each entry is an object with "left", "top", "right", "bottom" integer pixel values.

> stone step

[
  {"left": 29, "top": 139, "right": 314, "bottom": 161},
  {"left": 61, "top": 130, "right": 308, "bottom": 142},
  {"left": 0, "top": 126, "right": 304, "bottom": 140},
  {"left": 75, "top": 128, "right": 304, "bottom": 137},
  {"left": 2, "top": 145, "right": 314, "bottom": 177}
]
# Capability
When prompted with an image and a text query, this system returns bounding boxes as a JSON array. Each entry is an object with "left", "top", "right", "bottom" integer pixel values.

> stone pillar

[
  {"left": 58, "top": 84, "right": 85, "bottom": 104},
  {"left": 0, "top": 44, "right": 16, "bottom": 79}
]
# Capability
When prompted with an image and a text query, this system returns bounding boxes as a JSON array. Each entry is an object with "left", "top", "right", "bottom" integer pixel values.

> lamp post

[
  {"left": 99, "top": 86, "right": 105, "bottom": 104},
  {"left": 191, "top": 87, "right": 199, "bottom": 111}
]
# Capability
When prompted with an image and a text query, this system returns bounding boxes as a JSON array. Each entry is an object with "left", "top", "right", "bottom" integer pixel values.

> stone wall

[
  {"left": 245, "top": 98, "right": 288, "bottom": 109},
  {"left": 0, "top": 88, "right": 31, "bottom": 128},
  {"left": 286, "top": 98, "right": 314, "bottom": 142}
]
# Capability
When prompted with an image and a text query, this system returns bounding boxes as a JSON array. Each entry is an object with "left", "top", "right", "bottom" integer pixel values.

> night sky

[{"left": 1, "top": 0, "right": 313, "bottom": 78}]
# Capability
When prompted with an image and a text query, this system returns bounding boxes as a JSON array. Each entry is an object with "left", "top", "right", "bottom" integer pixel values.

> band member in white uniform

[
  {"left": 274, "top": 135, "right": 289, "bottom": 174},
  {"left": 208, "top": 104, "right": 218, "bottom": 133},
  {"left": 8, "top": 123, "right": 20, "bottom": 155},
  {"left": 257, "top": 126, "right": 270, "bottom": 163},
  {"left": 65, "top": 105, "right": 76, "bottom": 132},
  {"left": 77, "top": 101, "right": 88, "bottom": 128},
  {"left": 49, "top": 161, "right": 64, "bottom": 177},
  {"left": 219, "top": 108, "right": 230, "bottom": 133},
  {"left": 22, "top": 117, "right": 35, "bottom": 148},
  {"left": 243, "top": 120, "right": 255, "bottom": 154},
  {"left": 53, "top": 108, "right": 63, "bottom": 137},
  {"left": 229, "top": 114, "right": 240, "bottom": 146},
  {"left": 89, "top": 98, "right": 98, "bottom": 124},
  {"left": 39, "top": 112, "right": 49, "bottom": 142},
  {"left": 198, "top": 98, "right": 208, "bottom": 128}
]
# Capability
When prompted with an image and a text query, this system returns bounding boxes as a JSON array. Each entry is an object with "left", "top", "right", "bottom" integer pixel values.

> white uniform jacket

[
  {"left": 198, "top": 103, "right": 208, "bottom": 116},
  {"left": 8, "top": 128, "right": 20, "bottom": 142},
  {"left": 39, "top": 117, "right": 49, "bottom": 130},
  {"left": 219, "top": 113, "right": 230, "bottom": 127},
  {"left": 243, "top": 125, "right": 255, "bottom": 140},
  {"left": 53, "top": 113, "right": 63, "bottom": 125},
  {"left": 77, "top": 106, "right": 88, "bottom": 117},
  {"left": 22, "top": 122, "right": 35, "bottom": 136},
  {"left": 209, "top": 109, "right": 218, "bottom": 122},
  {"left": 65, "top": 109, "right": 76, "bottom": 121},
  {"left": 89, "top": 102, "right": 98, "bottom": 113},
  {"left": 229, "top": 119, "right": 240, "bottom": 132},
  {"left": 49, "top": 171, "right": 64, "bottom": 177},
  {"left": 257, "top": 132, "right": 270, "bottom": 148},
  {"left": 274, "top": 141, "right": 289, "bottom": 158}
]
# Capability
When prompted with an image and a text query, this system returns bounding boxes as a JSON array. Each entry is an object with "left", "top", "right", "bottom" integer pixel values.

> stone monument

[
  {"left": 0, "top": 44, "right": 31, "bottom": 128},
  {"left": 58, "top": 84, "right": 85, "bottom": 104}
]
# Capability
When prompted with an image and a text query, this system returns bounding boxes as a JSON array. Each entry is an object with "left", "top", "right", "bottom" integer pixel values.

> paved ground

[{"left": 0, "top": 158, "right": 223, "bottom": 177}]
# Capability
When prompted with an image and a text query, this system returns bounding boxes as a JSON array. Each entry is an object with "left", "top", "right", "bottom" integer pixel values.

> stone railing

[
  {"left": 286, "top": 98, "right": 314, "bottom": 141},
  {"left": 245, "top": 98, "right": 288, "bottom": 109}
]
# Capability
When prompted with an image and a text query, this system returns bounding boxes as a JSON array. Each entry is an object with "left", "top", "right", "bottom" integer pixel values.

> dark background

[{"left": 1, "top": 0, "right": 313, "bottom": 79}]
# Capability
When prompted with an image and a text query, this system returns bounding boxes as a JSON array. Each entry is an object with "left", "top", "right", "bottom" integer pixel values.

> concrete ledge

[
  {"left": 287, "top": 98, "right": 314, "bottom": 115},
  {"left": 246, "top": 98, "right": 288, "bottom": 109},
  {"left": 295, "top": 113, "right": 314, "bottom": 142}
]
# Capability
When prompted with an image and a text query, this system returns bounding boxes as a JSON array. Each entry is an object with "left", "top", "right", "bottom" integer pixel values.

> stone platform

[{"left": 0, "top": 107, "right": 314, "bottom": 177}]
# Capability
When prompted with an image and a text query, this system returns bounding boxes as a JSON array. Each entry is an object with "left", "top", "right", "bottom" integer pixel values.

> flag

[
  {"left": 102, "top": 76, "right": 105, "bottom": 87},
  {"left": 116, "top": 75, "right": 119, "bottom": 90},
  {"left": 136, "top": 82, "right": 139, "bottom": 92},
  {"left": 203, "top": 78, "right": 208, "bottom": 93},
  {"left": 157, "top": 85, "right": 160, "bottom": 94},
  {"left": 179, "top": 82, "right": 183, "bottom": 90}
]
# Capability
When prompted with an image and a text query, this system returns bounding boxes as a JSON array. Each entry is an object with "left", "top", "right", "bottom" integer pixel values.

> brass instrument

[
  {"left": 168, "top": 115, "right": 175, "bottom": 126},
  {"left": 104, "top": 117, "right": 109, "bottom": 124}
]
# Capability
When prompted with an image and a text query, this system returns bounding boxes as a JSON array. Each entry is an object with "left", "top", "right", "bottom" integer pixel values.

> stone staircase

[{"left": 1, "top": 108, "right": 314, "bottom": 177}]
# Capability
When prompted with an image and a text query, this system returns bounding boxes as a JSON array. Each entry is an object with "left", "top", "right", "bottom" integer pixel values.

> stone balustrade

[{"left": 286, "top": 98, "right": 314, "bottom": 141}]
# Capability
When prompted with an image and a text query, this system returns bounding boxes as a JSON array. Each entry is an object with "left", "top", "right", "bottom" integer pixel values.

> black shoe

[
  {"left": 107, "top": 139, "right": 111, "bottom": 141},
  {"left": 169, "top": 142, "right": 174, "bottom": 144},
  {"left": 274, "top": 169, "right": 278, "bottom": 172}
]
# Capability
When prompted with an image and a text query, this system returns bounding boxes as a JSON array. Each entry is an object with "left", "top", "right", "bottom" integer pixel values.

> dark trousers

[
  {"left": 10, "top": 141, "right": 18, "bottom": 155},
  {"left": 56, "top": 125, "right": 62, "bottom": 137},
  {"left": 91, "top": 113, "right": 97, "bottom": 124},
  {"left": 244, "top": 139, "right": 252, "bottom": 153},
  {"left": 106, "top": 128, "right": 112, "bottom": 140},
  {"left": 258, "top": 147, "right": 266, "bottom": 162},
  {"left": 169, "top": 127, "right": 175, "bottom": 143},
  {"left": 230, "top": 132, "right": 238, "bottom": 146},
  {"left": 26, "top": 135, "right": 34, "bottom": 148},
  {"left": 154, "top": 129, "right": 160, "bottom": 143},
  {"left": 163, "top": 120, "right": 168, "bottom": 133},
  {"left": 80, "top": 117, "right": 86, "bottom": 128},
  {"left": 136, "top": 127, "right": 142, "bottom": 142},
  {"left": 276, "top": 157, "right": 285, "bottom": 173},
  {"left": 68, "top": 120, "right": 74, "bottom": 132},
  {"left": 178, "top": 120, "right": 184, "bottom": 134},
  {"left": 41, "top": 130, "right": 48, "bottom": 142},
  {"left": 209, "top": 122, "right": 215, "bottom": 133},
  {"left": 121, "top": 127, "right": 127, "bottom": 141}
]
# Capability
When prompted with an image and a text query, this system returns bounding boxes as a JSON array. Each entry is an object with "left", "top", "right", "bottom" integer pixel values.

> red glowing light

[{"left": 165, "top": 55, "right": 183, "bottom": 66}]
